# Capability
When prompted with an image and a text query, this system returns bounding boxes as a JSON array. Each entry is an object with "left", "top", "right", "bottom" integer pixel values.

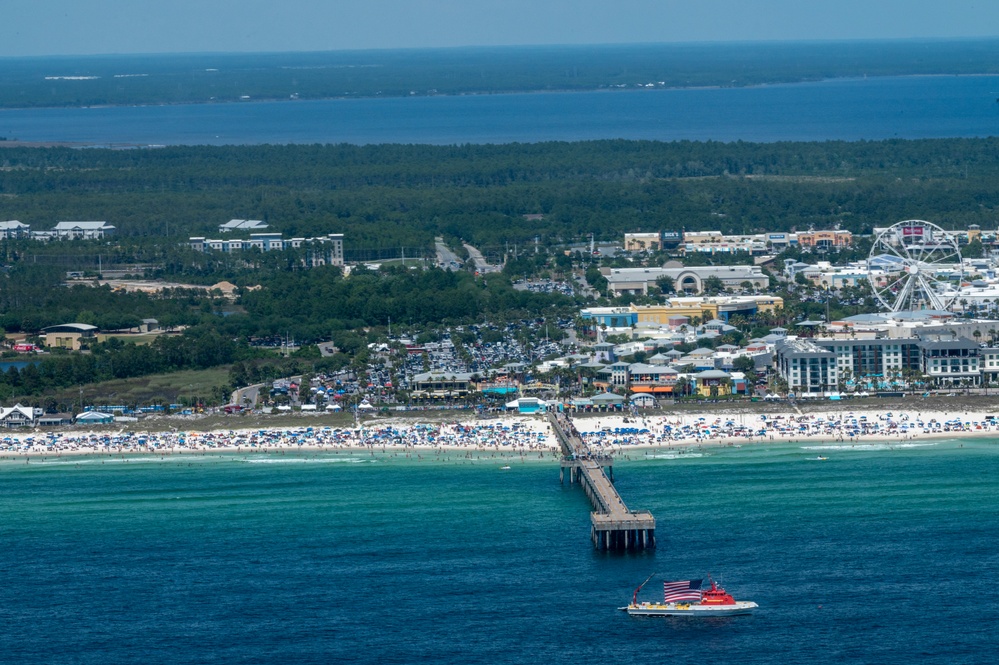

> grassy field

[
  {"left": 42, "top": 367, "right": 232, "bottom": 412},
  {"left": 96, "top": 333, "right": 162, "bottom": 345}
]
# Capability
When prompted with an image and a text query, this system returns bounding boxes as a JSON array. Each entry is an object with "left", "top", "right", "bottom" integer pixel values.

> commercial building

[
  {"left": 578, "top": 307, "right": 638, "bottom": 330},
  {"left": 602, "top": 265, "right": 768, "bottom": 296},
  {"left": 580, "top": 296, "right": 783, "bottom": 334},
  {"left": 40, "top": 323, "right": 99, "bottom": 350},
  {"left": 682, "top": 232, "right": 767, "bottom": 255},
  {"left": 626, "top": 364, "right": 680, "bottom": 395},
  {"left": 632, "top": 295, "right": 783, "bottom": 324},
  {"left": 797, "top": 230, "right": 853, "bottom": 249},
  {"left": 410, "top": 372, "right": 474, "bottom": 398},
  {"left": 623, "top": 232, "right": 664, "bottom": 251}
]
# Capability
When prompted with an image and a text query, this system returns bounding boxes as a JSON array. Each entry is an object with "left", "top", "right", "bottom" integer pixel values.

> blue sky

[{"left": 3, "top": 0, "right": 999, "bottom": 57}]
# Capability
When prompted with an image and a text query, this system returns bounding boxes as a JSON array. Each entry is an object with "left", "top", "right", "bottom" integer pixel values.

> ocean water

[
  {"left": 2, "top": 75, "right": 999, "bottom": 146},
  {"left": 1, "top": 441, "right": 997, "bottom": 664}
]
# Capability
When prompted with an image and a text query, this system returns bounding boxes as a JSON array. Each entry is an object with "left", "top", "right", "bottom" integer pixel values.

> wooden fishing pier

[{"left": 549, "top": 412, "right": 655, "bottom": 551}]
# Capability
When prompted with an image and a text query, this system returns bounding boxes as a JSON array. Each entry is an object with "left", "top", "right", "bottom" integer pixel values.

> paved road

[
  {"left": 435, "top": 237, "right": 461, "bottom": 271},
  {"left": 231, "top": 383, "right": 264, "bottom": 408},
  {"left": 463, "top": 243, "right": 500, "bottom": 274}
]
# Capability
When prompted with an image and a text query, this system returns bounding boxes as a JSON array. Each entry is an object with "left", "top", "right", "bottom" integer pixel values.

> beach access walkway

[{"left": 549, "top": 412, "right": 655, "bottom": 551}]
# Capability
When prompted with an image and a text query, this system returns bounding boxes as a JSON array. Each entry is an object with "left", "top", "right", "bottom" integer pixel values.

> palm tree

[{"left": 840, "top": 368, "right": 853, "bottom": 393}]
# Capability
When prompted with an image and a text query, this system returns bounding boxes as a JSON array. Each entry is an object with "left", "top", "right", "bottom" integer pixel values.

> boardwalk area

[{"left": 549, "top": 412, "right": 655, "bottom": 550}]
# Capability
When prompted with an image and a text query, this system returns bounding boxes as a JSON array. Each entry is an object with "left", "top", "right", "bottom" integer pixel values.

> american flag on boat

[{"left": 663, "top": 579, "right": 703, "bottom": 603}]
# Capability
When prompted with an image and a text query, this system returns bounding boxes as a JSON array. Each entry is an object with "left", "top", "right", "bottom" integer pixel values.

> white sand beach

[{"left": 2, "top": 402, "right": 997, "bottom": 460}]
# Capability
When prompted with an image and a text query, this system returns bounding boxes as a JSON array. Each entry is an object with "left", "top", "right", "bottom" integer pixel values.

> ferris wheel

[{"left": 868, "top": 220, "right": 963, "bottom": 312}]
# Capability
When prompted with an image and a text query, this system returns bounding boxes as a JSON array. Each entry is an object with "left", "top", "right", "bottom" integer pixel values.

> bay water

[
  {"left": 2, "top": 75, "right": 999, "bottom": 146},
  {"left": 1, "top": 440, "right": 996, "bottom": 664}
]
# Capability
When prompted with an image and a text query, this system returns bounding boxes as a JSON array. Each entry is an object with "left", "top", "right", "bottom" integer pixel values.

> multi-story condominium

[
  {"left": 774, "top": 339, "right": 838, "bottom": 394},
  {"left": 917, "top": 338, "right": 982, "bottom": 387},
  {"left": 189, "top": 233, "right": 344, "bottom": 267},
  {"left": 812, "top": 338, "right": 922, "bottom": 379}
]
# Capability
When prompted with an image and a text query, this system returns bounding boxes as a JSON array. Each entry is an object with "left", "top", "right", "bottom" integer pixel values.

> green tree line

[{"left": 4, "top": 138, "right": 999, "bottom": 254}]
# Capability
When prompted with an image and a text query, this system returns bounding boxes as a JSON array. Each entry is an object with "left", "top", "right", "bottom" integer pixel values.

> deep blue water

[
  {"left": 1, "top": 440, "right": 996, "bottom": 664},
  {"left": 2, "top": 75, "right": 999, "bottom": 146},
  {"left": 0, "top": 360, "right": 40, "bottom": 371}
]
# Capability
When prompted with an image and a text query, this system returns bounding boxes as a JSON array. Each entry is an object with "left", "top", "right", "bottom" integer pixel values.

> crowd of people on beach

[
  {"left": 577, "top": 410, "right": 997, "bottom": 448},
  {"left": 0, "top": 419, "right": 556, "bottom": 457},
  {"left": 1, "top": 408, "right": 993, "bottom": 458}
]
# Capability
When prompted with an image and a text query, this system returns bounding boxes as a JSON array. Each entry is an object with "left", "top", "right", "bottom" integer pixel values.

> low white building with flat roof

[
  {"left": 219, "top": 219, "right": 269, "bottom": 233},
  {"left": 602, "top": 265, "right": 768, "bottom": 296}
]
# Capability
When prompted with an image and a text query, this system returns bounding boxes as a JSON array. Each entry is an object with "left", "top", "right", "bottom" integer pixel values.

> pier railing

[{"left": 549, "top": 412, "right": 655, "bottom": 551}]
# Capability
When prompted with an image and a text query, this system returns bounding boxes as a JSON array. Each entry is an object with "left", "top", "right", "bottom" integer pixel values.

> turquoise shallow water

[{"left": 1, "top": 441, "right": 997, "bottom": 664}]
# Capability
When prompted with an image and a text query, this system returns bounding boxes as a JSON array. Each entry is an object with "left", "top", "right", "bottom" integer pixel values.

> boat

[{"left": 620, "top": 575, "right": 757, "bottom": 617}]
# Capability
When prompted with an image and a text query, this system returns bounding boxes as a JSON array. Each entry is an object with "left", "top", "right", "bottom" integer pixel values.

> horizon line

[{"left": 3, "top": 36, "right": 999, "bottom": 60}]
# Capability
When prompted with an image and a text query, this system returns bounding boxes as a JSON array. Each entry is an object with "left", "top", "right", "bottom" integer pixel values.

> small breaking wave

[{"left": 801, "top": 442, "right": 939, "bottom": 452}]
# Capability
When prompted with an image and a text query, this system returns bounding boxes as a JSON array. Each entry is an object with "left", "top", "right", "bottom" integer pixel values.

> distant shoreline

[{"left": 0, "top": 71, "right": 997, "bottom": 116}]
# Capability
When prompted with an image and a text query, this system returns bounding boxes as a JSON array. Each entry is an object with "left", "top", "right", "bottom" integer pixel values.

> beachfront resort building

[
  {"left": 811, "top": 338, "right": 922, "bottom": 384},
  {"left": 774, "top": 339, "right": 839, "bottom": 396},
  {"left": 917, "top": 337, "right": 982, "bottom": 387},
  {"left": 777, "top": 334, "right": 991, "bottom": 390}
]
